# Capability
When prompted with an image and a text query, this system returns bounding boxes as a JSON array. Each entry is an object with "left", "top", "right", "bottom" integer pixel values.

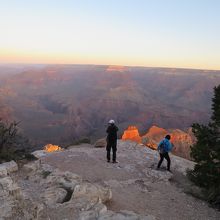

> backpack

[{"left": 158, "top": 141, "right": 166, "bottom": 154}]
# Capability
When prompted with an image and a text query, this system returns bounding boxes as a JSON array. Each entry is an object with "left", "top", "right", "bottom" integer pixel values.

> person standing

[
  {"left": 106, "top": 119, "right": 118, "bottom": 163},
  {"left": 157, "top": 135, "right": 173, "bottom": 171}
]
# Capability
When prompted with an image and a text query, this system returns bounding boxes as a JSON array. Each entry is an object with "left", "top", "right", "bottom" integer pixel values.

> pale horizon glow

[{"left": 0, "top": 0, "right": 220, "bottom": 70}]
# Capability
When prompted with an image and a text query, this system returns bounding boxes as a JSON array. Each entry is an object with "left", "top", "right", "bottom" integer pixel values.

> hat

[{"left": 109, "top": 119, "right": 115, "bottom": 124}]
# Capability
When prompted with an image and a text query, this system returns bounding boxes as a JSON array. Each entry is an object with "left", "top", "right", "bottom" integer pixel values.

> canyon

[{"left": 0, "top": 64, "right": 219, "bottom": 150}]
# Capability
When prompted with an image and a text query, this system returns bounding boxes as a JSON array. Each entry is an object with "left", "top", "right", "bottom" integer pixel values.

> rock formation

[
  {"left": 168, "top": 128, "right": 195, "bottom": 159},
  {"left": 0, "top": 149, "right": 156, "bottom": 219},
  {"left": 141, "top": 125, "right": 167, "bottom": 149},
  {"left": 122, "top": 125, "right": 195, "bottom": 160},
  {"left": 2, "top": 64, "right": 219, "bottom": 146},
  {"left": 44, "top": 144, "right": 62, "bottom": 152},
  {"left": 94, "top": 138, "right": 107, "bottom": 148},
  {"left": 39, "top": 141, "right": 220, "bottom": 220},
  {"left": 122, "top": 126, "right": 142, "bottom": 143}
]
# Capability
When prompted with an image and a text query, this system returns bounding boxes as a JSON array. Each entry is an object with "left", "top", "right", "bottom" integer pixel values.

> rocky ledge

[
  {"left": 1, "top": 140, "right": 220, "bottom": 220},
  {"left": 0, "top": 151, "right": 154, "bottom": 219}
]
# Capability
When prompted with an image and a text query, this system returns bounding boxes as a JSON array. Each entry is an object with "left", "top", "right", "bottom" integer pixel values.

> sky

[{"left": 0, "top": 0, "right": 220, "bottom": 70}]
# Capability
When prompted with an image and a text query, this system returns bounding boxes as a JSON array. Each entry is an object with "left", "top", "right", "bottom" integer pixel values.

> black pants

[
  {"left": 157, "top": 152, "right": 171, "bottom": 171},
  {"left": 106, "top": 141, "right": 117, "bottom": 162}
]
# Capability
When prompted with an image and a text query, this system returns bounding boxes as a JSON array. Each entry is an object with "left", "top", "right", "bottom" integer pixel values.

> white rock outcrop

[
  {"left": 73, "top": 182, "right": 112, "bottom": 203},
  {"left": 0, "top": 166, "right": 7, "bottom": 177},
  {"left": 0, "top": 161, "right": 22, "bottom": 219},
  {"left": 32, "top": 150, "right": 47, "bottom": 158},
  {"left": 0, "top": 160, "right": 18, "bottom": 174}
]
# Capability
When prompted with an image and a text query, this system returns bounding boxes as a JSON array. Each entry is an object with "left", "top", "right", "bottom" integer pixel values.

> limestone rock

[
  {"left": 0, "top": 166, "right": 7, "bottom": 177},
  {"left": 94, "top": 138, "right": 107, "bottom": 148},
  {"left": 0, "top": 175, "right": 22, "bottom": 219},
  {"left": 73, "top": 182, "right": 112, "bottom": 203},
  {"left": 78, "top": 200, "right": 107, "bottom": 220},
  {"left": 23, "top": 160, "right": 41, "bottom": 173},
  {"left": 98, "top": 210, "right": 156, "bottom": 220},
  {"left": 32, "top": 150, "right": 47, "bottom": 158},
  {"left": 0, "top": 203, "right": 15, "bottom": 219},
  {"left": 44, "top": 170, "right": 82, "bottom": 190},
  {"left": 43, "top": 187, "right": 67, "bottom": 205},
  {"left": 0, "top": 176, "right": 14, "bottom": 189},
  {"left": 41, "top": 163, "right": 55, "bottom": 173},
  {"left": 1, "top": 160, "right": 18, "bottom": 174},
  {"left": 79, "top": 210, "right": 99, "bottom": 220},
  {"left": 0, "top": 176, "right": 21, "bottom": 199},
  {"left": 122, "top": 126, "right": 141, "bottom": 143},
  {"left": 1, "top": 140, "right": 216, "bottom": 220}
]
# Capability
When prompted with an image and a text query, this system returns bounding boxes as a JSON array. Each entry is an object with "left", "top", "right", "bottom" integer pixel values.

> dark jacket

[{"left": 106, "top": 124, "right": 118, "bottom": 142}]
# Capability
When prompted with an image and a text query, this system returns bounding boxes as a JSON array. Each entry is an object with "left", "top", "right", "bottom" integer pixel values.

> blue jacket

[{"left": 157, "top": 138, "right": 172, "bottom": 153}]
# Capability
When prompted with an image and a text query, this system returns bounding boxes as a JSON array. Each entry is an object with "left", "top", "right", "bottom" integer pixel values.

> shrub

[
  {"left": 0, "top": 120, "right": 32, "bottom": 163},
  {"left": 188, "top": 85, "right": 220, "bottom": 208}
]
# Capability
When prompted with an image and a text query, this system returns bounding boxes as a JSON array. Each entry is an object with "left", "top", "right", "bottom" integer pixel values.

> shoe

[
  {"left": 112, "top": 161, "right": 118, "bottom": 163},
  {"left": 167, "top": 169, "right": 172, "bottom": 173},
  {"left": 107, "top": 160, "right": 110, "bottom": 163}
]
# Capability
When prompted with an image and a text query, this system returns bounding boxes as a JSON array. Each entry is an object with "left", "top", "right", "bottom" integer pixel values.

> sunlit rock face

[
  {"left": 44, "top": 144, "right": 62, "bottom": 152},
  {"left": 121, "top": 125, "right": 195, "bottom": 160},
  {"left": 122, "top": 126, "right": 141, "bottom": 143},
  {"left": 169, "top": 128, "right": 195, "bottom": 159},
  {"left": 142, "top": 126, "right": 167, "bottom": 150},
  {"left": 142, "top": 126, "right": 195, "bottom": 159}
]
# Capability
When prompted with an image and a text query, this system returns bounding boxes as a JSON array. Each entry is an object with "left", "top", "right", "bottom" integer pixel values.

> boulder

[
  {"left": 23, "top": 160, "right": 41, "bottom": 173},
  {"left": 44, "top": 170, "right": 82, "bottom": 190},
  {"left": 43, "top": 187, "right": 67, "bottom": 205},
  {"left": 78, "top": 201, "right": 107, "bottom": 220},
  {"left": 1, "top": 161, "right": 18, "bottom": 174},
  {"left": 0, "top": 166, "right": 7, "bottom": 177},
  {"left": 0, "top": 175, "right": 22, "bottom": 219},
  {"left": 0, "top": 176, "right": 14, "bottom": 189},
  {"left": 32, "top": 150, "right": 47, "bottom": 159},
  {"left": 94, "top": 138, "right": 107, "bottom": 148},
  {"left": 73, "top": 182, "right": 112, "bottom": 203},
  {"left": 0, "top": 176, "right": 21, "bottom": 199},
  {"left": 98, "top": 210, "right": 156, "bottom": 220}
]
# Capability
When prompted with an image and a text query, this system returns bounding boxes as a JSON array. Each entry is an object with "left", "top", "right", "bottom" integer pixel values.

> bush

[
  {"left": 188, "top": 85, "right": 220, "bottom": 208},
  {"left": 0, "top": 120, "right": 32, "bottom": 163}
]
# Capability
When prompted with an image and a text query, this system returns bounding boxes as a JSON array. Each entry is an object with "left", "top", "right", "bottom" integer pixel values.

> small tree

[
  {"left": 188, "top": 85, "right": 220, "bottom": 207},
  {"left": 0, "top": 120, "right": 31, "bottom": 163}
]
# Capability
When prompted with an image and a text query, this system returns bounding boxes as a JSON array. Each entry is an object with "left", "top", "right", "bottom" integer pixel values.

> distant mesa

[
  {"left": 142, "top": 125, "right": 167, "bottom": 150},
  {"left": 122, "top": 126, "right": 141, "bottom": 143},
  {"left": 106, "top": 65, "right": 127, "bottom": 72},
  {"left": 143, "top": 125, "right": 167, "bottom": 139}
]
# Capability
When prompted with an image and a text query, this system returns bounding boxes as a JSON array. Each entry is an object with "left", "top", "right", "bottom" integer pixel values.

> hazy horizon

[{"left": 0, "top": 62, "right": 220, "bottom": 72}]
